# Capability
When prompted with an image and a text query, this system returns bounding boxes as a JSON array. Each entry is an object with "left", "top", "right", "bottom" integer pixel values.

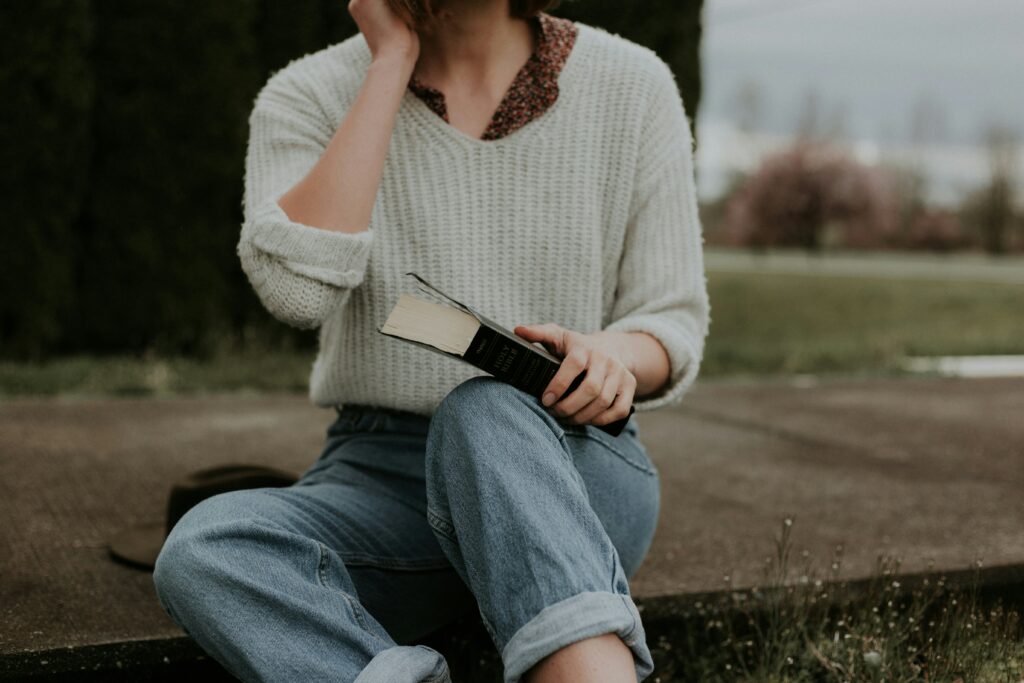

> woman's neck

[{"left": 413, "top": 0, "right": 535, "bottom": 91}]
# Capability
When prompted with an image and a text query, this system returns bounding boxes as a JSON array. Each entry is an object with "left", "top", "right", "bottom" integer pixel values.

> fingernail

[{"left": 542, "top": 392, "right": 555, "bottom": 406}]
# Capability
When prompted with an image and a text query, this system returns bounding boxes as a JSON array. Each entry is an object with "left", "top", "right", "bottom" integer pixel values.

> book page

[{"left": 381, "top": 293, "right": 481, "bottom": 356}]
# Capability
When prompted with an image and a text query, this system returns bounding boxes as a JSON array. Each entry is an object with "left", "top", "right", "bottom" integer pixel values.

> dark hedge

[
  {"left": 0, "top": 0, "right": 701, "bottom": 358},
  {"left": 74, "top": 0, "right": 261, "bottom": 355},
  {"left": 0, "top": 0, "right": 95, "bottom": 359}
]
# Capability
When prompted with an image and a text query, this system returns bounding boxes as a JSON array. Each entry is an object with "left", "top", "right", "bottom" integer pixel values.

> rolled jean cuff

[
  {"left": 501, "top": 591, "right": 655, "bottom": 683},
  {"left": 353, "top": 644, "right": 450, "bottom": 683}
]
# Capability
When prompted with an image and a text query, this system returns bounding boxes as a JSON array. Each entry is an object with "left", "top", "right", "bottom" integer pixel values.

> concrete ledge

[{"left": 2, "top": 377, "right": 1021, "bottom": 678}]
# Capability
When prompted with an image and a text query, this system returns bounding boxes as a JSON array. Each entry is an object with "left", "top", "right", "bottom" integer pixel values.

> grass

[
  {"left": 702, "top": 271, "right": 1024, "bottom": 378},
  {"left": 2, "top": 271, "right": 1023, "bottom": 398},
  {"left": 0, "top": 349, "right": 315, "bottom": 398},
  {"left": 435, "top": 516, "right": 1024, "bottom": 682},
  {"left": 647, "top": 518, "right": 1024, "bottom": 682}
]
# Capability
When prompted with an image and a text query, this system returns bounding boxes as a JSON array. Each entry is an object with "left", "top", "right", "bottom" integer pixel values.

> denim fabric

[{"left": 153, "top": 376, "right": 660, "bottom": 682}]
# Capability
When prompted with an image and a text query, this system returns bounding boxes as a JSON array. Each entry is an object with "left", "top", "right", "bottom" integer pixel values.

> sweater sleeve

[
  {"left": 603, "top": 59, "right": 711, "bottom": 412},
  {"left": 237, "top": 73, "right": 374, "bottom": 330}
]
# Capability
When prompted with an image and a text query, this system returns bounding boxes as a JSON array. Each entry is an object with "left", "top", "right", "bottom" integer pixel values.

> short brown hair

[{"left": 386, "top": 0, "right": 562, "bottom": 28}]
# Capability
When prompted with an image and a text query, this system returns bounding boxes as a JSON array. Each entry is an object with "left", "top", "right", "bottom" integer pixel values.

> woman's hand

[
  {"left": 513, "top": 323, "right": 638, "bottom": 428},
  {"left": 348, "top": 0, "right": 420, "bottom": 65}
]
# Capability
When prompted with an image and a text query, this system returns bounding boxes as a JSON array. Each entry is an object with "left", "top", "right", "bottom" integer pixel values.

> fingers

[
  {"left": 349, "top": 0, "right": 420, "bottom": 59},
  {"left": 540, "top": 340, "right": 587, "bottom": 407},
  {"left": 521, "top": 324, "right": 635, "bottom": 429},
  {"left": 590, "top": 372, "right": 637, "bottom": 427},
  {"left": 549, "top": 351, "right": 606, "bottom": 417},
  {"left": 512, "top": 323, "right": 549, "bottom": 343},
  {"left": 568, "top": 361, "right": 622, "bottom": 425},
  {"left": 514, "top": 323, "right": 566, "bottom": 357}
]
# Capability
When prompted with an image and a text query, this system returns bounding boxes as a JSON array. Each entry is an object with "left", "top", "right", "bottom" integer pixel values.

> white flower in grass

[{"left": 863, "top": 650, "right": 882, "bottom": 669}]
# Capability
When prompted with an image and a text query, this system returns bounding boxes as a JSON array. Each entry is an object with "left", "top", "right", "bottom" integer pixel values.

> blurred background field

[{"left": 703, "top": 266, "right": 1024, "bottom": 378}]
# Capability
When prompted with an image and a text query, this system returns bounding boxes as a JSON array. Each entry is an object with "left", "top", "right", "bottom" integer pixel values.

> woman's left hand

[{"left": 513, "top": 323, "right": 637, "bottom": 427}]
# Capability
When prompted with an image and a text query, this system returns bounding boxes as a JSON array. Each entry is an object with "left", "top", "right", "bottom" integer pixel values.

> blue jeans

[{"left": 153, "top": 376, "right": 661, "bottom": 682}]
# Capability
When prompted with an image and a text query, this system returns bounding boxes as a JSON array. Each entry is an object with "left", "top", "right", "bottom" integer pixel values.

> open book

[{"left": 377, "top": 272, "right": 634, "bottom": 437}]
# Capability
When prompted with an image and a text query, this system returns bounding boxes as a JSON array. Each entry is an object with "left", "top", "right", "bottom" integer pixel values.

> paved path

[
  {"left": 705, "top": 247, "right": 1024, "bottom": 284},
  {"left": 2, "top": 377, "right": 1022, "bottom": 673}
]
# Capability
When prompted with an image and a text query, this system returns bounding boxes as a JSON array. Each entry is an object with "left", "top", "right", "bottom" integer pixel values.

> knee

[
  {"left": 429, "top": 377, "right": 526, "bottom": 458},
  {"left": 152, "top": 490, "right": 258, "bottom": 617},
  {"left": 426, "top": 376, "right": 565, "bottom": 487},
  {"left": 435, "top": 375, "right": 524, "bottom": 421},
  {"left": 429, "top": 376, "right": 541, "bottom": 445}
]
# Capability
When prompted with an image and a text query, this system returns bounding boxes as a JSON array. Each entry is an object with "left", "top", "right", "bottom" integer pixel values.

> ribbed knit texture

[{"left": 238, "top": 22, "right": 710, "bottom": 417}]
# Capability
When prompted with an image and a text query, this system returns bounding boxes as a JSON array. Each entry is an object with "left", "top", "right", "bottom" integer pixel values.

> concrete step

[{"left": 2, "top": 376, "right": 1021, "bottom": 679}]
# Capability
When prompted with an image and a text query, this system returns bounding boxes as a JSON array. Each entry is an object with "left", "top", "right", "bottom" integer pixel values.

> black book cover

[{"left": 377, "top": 272, "right": 635, "bottom": 437}]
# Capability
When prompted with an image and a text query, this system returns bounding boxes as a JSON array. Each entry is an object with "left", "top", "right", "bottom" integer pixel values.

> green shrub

[
  {"left": 75, "top": 0, "right": 261, "bottom": 355},
  {"left": 0, "top": 0, "right": 94, "bottom": 358}
]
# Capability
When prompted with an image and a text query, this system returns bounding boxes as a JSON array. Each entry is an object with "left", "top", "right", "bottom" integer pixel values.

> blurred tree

[
  {"left": 76, "top": 0, "right": 261, "bottom": 355},
  {"left": 890, "top": 95, "right": 947, "bottom": 245},
  {"left": 978, "top": 124, "right": 1019, "bottom": 255},
  {"left": 0, "top": 0, "right": 94, "bottom": 358},
  {"left": 722, "top": 141, "right": 898, "bottom": 251},
  {"left": 903, "top": 208, "right": 967, "bottom": 252}
]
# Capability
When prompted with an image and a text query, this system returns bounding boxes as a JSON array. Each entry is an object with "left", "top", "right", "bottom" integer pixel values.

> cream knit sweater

[{"left": 238, "top": 22, "right": 710, "bottom": 417}]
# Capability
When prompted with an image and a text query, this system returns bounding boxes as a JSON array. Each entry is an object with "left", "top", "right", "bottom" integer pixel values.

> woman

[{"left": 153, "top": 0, "right": 709, "bottom": 681}]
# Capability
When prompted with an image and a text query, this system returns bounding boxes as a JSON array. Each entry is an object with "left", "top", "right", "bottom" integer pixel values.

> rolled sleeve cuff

[
  {"left": 604, "top": 314, "right": 702, "bottom": 412},
  {"left": 501, "top": 591, "right": 654, "bottom": 683},
  {"left": 242, "top": 197, "right": 374, "bottom": 288}
]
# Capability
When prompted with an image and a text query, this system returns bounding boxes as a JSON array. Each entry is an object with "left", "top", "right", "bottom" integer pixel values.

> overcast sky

[{"left": 701, "top": 0, "right": 1024, "bottom": 146}]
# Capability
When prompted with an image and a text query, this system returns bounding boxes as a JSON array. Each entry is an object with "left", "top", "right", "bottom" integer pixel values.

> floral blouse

[{"left": 406, "top": 12, "right": 579, "bottom": 141}]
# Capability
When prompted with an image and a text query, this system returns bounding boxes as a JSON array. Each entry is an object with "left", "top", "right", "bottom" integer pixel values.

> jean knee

[
  {"left": 152, "top": 490, "right": 256, "bottom": 617},
  {"left": 429, "top": 376, "right": 512, "bottom": 455},
  {"left": 436, "top": 375, "right": 523, "bottom": 418},
  {"left": 426, "top": 376, "right": 577, "bottom": 507}
]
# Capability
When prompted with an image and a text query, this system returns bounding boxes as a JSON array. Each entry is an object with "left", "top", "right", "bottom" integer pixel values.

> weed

[{"left": 650, "top": 518, "right": 1023, "bottom": 682}]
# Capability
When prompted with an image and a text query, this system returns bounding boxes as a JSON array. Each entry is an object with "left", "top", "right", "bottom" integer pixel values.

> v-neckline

[
  {"left": 400, "top": 22, "right": 588, "bottom": 150},
  {"left": 406, "top": 14, "right": 545, "bottom": 141}
]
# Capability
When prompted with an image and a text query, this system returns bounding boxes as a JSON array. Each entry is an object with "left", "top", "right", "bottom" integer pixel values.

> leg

[
  {"left": 525, "top": 633, "right": 637, "bottom": 683},
  {"left": 423, "top": 376, "right": 660, "bottom": 683},
  {"left": 526, "top": 411, "right": 661, "bottom": 683},
  {"left": 153, "top": 411, "right": 476, "bottom": 682}
]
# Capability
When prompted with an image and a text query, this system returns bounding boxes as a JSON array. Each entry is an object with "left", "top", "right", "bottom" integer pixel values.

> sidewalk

[
  {"left": 633, "top": 375, "right": 1023, "bottom": 597},
  {"left": 2, "top": 376, "right": 1021, "bottom": 677}
]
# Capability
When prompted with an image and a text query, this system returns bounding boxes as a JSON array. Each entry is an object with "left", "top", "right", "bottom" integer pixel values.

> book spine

[{"left": 462, "top": 324, "right": 633, "bottom": 437}]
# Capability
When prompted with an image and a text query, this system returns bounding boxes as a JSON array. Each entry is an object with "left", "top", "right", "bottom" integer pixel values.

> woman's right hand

[{"left": 348, "top": 0, "right": 420, "bottom": 65}]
